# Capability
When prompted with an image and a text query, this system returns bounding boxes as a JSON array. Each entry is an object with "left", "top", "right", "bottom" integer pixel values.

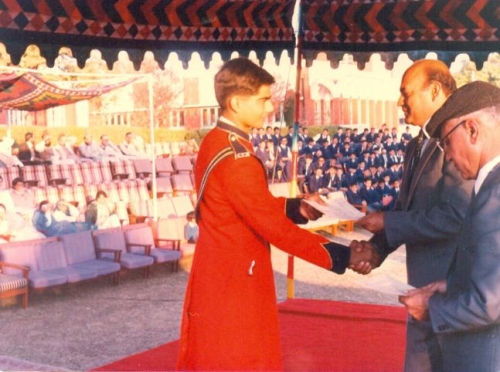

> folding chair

[
  {"left": 100, "top": 161, "right": 114, "bottom": 183},
  {"left": 172, "top": 156, "right": 193, "bottom": 174}
]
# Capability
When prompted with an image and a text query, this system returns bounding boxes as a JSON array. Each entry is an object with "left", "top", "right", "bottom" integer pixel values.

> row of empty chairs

[
  {"left": 133, "top": 156, "right": 194, "bottom": 178},
  {"left": 0, "top": 155, "right": 196, "bottom": 191},
  {"left": 143, "top": 140, "right": 199, "bottom": 158}
]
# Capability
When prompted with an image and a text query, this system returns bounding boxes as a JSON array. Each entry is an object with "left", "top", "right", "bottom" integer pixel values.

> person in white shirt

[
  {"left": 53, "top": 199, "right": 81, "bottom": 223},
  {"left": 53, "top": 134, "right": 87, "bottom": 164},
  {"left": 118, "top": 132, "right": 148, "bottom": 158},
  {"left": 0, "top": 136, "right": 23, "bottom": 167}
]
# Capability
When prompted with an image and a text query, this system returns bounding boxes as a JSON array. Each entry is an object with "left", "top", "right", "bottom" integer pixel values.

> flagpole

[{"left": 287, "top": 0, "right": 305, "bottom": 300}]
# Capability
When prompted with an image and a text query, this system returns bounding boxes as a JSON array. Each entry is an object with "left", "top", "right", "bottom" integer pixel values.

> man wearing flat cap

[{"left": 400, "top": 81, "right": 500, "bottom": 371}]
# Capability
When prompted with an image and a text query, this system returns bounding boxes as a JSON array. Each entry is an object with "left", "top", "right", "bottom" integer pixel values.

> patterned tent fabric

[
  {"left": 0, "top": 0, "right": 296, "bottom": 69},
  {"left": 0, "top": 72, "right": 141, "bottom": 111},
  {"left": 0, "top": 0, "right": 497, "bottom": 72},
  {"left": 301, "top": 0, "right": 500, "bottom": 69}
]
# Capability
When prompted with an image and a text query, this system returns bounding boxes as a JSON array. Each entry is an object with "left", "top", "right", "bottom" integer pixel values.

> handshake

[{"left": 347, "top": 240, "right": 381, "bottom": 275}]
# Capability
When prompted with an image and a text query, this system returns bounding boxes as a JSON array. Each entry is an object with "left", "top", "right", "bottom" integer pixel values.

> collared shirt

[
  {"left": 475, "top": 154, "right": 500, "bottom": 194},
  {"left": 219, "top": 116, "right": 238, "bottom": 128},
  {"left": 420, "top": 120, "right": 431, "bottom": 152}
]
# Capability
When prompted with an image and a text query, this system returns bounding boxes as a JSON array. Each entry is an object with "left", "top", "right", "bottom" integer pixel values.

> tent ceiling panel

[{"left": 0, "top": 0, "right": 296, "bottom": 69}]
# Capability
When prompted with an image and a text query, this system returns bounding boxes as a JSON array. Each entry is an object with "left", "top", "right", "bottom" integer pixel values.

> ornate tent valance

[
  {"left": 0, "top": 0, "right": 498, "bottom": 71},
  {"left": 0, "top": 0, "right": 296, "bottom": 69},
  {"left": 300, "top": 0, "right": 500, "bottom": 69}
]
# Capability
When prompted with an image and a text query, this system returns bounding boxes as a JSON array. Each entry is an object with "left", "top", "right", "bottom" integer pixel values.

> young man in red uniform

[{"left": 177, "top": 57, "right": 379, "bottom": 371}]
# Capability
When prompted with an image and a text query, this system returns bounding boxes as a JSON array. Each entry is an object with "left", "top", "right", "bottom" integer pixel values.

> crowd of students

[{"left": 252, "top": 124, "right": 413, "bottom": 212}]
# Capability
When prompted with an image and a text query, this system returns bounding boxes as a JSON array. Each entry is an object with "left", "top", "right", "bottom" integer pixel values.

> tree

[
  {"left": 132, "top": 68, "right": 183, "bottom": 128},
  {"left": 452, "top": 53, "right": 500, "bottom": 88},
  {"left": 270, "top": 72, "right": 293, "bottom": 126}
]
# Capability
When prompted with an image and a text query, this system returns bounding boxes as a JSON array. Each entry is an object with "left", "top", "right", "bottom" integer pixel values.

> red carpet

[{"left": 93, "top": 299, "right": 407, "bottom": 371}]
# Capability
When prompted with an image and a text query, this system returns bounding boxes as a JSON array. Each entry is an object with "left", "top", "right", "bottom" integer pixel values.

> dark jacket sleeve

[
  {"left": 85, "top": 202, "right": 98, "bottom": 225},
  {"left": 285, "top": 198, "right": 308, "bottom": 224}
]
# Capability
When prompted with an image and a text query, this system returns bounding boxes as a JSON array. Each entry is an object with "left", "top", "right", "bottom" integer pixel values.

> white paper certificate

[{"left": 304, "top": 191, "right": 366, "bottom": 220}]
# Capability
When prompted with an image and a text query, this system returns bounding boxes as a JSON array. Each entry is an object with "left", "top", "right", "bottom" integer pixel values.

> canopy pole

[
  {"left": 148, "top": 73, "right": 158, "bottom": 221},
  {"left": 287, "top": 0, "right": 305, "bottom": 300}
]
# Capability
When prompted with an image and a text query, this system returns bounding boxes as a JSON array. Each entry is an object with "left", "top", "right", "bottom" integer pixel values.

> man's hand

[
  {"left": 423, "top": 280, "right": 447, "bottom": 295},
  {"left": 398, "top": 288, "right": 434, "bottom": 321},
  {"left": 299, "top": 194, "right": 326, "bottom": 221},
  {"left": 406, "top": 280, "right": 447, "bottom": 297},
  {"left": 398, "top": 280, "right": 447, "bottom": 321},
  {"left": 356, "top": 211, "right": 385, "bottom": 233},
  {"left": 348, "top": 240, "right": 380, "bottom": 275}
]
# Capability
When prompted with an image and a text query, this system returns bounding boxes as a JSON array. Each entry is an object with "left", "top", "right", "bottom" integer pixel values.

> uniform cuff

[
  {"left": 324, "top": 242, "right": 351, "bottom": 274},
  {"left": 285, "top": 198, "right": 308, "bottom": 224}
]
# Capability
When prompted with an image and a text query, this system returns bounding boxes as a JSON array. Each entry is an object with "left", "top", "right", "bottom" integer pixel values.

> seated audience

[
  {"left": 386, "top": 179, "right": 400, "bottom": 210},
  {"left": 119, "top": 132, "right": 147, "bottom": 158},
  {"left": 32, "top": 200, "right": 89, "bottom": 237},
  {"left": 0, "top": 202, "right": 44, "bottom": 243},
  {"left": 255, "top": 140, "right": 275, "bottom": 174},
  {"left": 184, "top": 211, "right": 199, "bottom": 244},
  {"left": 359, "top": 177, "right": 382, "bottom": 212},
  {"left": 100, "top": 135, "right": 126, "bottom": 160},
  {"left": 85, "top": 190, "right": 121, "bottom": 229},
  {"left": 53, "top": 199, "right": 81, "bottom": 223},
  {"left": 18, "top": 132, "right": 44, "bottom": 165},
  {"left": 0, "top": 203, "right": 13, "bottom": 242},
  {"left": 34, "top": 131, "right": 54, "bottom": 164},
  {"left": 345, "top": 182, "right": 367, "bottom": 209},
  {"left": 297, "top": 154, "right": 314, "bottom": 193},
  {"left": 9, "top": 178, "right": 37, "bottom": 218},
  {"left": 375, "top": 178, "right": 394, "bottom": 211},
  {"left": 0, "top": 136, "right": 24, "bottom": 167},
  {"left": 79, "top": 134, "right": 105, "bottom": 162},
  {"left": 53, "top": 133, "right": 87, "bottom": 164},
  {"left": 306, "top": 166, "right": 327, "bottom": 195},
  {"left": 276, "top": 137, "right": 292, "bottom": 182}
]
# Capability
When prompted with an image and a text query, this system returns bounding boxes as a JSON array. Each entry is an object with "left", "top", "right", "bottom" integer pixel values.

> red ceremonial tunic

[{"left": 177, "top": 122, "right": 338, "bottom": 371}]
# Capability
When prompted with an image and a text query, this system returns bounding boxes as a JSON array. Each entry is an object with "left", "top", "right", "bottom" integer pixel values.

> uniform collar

[{"left": 217, "top": 117, "right": 250, "bottom": 141}]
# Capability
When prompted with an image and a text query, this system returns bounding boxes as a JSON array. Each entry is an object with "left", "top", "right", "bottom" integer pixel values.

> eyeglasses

[{"left": 437, "top": 120, "right": 466, "bottom": 152}]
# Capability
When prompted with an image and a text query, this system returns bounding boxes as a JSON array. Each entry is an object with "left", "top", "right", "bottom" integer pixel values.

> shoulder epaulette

[{"left": 228, "top": 133, "right": 250, "bottom": 159}]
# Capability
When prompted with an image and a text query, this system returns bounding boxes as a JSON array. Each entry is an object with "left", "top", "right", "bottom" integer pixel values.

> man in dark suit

[
  {"left": 400, "top": 81, "right": 500, "bottom": 372},
  {"left": 377, "top": 148, "right": 389, "bottom": 168},
  {"left": 322, "top": 165, "right": 342, "bottom": 192},
  {"left": 297, "top": 154, "right": 315, "bottom": 193},
  {"left": 360, "top": 177, "right": 382, "bottom": 212},
  {"left": 357, "top": 60, "right": 474, "bottom": 371},
  {"left": 401, "top": 125, "right": 413, "bottom": 142},
  {"left": 18, "top": 132, "right": 44, "bottom": 165},
  {"left": 333, "top": 127, "right": 346, "bottom": 143},
  {"left": 271, "top": 126, "right": 281, "bottom": 147},
  {"left": 306, "top": 166, "right": 326, "bottom": 194},
  {"left": 344, "top": 152, "right": 359, "bottom": 172},
  {"left": 283, "top": 126, "right": 294, "bottom": 147},
  {"left": 345, "top": 181, "right": 366, "bottom": 208}
]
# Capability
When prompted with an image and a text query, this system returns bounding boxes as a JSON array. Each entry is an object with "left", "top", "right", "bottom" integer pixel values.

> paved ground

[{"left": 0, "top": 228, "right": 407, "bottom": 371}]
